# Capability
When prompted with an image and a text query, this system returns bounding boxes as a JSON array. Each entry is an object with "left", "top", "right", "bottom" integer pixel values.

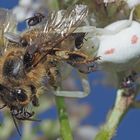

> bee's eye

[{"left": 15, "top": 89, "right": 28, "bottom": 102}]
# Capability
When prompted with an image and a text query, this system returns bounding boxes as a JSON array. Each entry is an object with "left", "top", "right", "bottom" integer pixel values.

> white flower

[
  {"left": 103, "top": 0, "right": 116, "bottom": 6},
  {"left": 0, "top": 8, "right": 17, "bottom": 34},
  {"left": 125, "top": 0, "right": 140, "bottom": 8},
  {"left": 13, "top": 6, "right": 33, "bottom": 22},
  {"left": 13, "top": 0, "right": 42, "bottom": 22}
]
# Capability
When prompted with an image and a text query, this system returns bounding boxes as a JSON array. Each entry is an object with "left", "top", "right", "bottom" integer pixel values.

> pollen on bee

[{"left": 104, "top": 48, "right": 115, "bottom": 55}]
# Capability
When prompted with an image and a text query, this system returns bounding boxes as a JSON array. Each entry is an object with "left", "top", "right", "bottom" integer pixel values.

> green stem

[
  {"left": 55, "top": 96, "right": 73, "bottom": 140},
  {"left": 94, "top": 88, "right": 136, "bottom": 140}
]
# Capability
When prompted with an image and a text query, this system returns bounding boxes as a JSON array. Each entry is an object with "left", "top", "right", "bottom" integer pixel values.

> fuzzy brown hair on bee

[
  {"left": 0, "top": 5, "right": 101, "bottom": 135},
  {"left": 0, "top": 8, "right": 46, "bottom": 136},
  {"left": 0, "top": 45, "right": 43, "bottom": 135},
  {"left": 3, "top": 4, "right": 100, "bottom": 100},
  {"left": 0, "top": 48, "right": 41, "bottom": 106}
]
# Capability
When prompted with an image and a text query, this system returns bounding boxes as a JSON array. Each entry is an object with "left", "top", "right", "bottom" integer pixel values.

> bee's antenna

[{"left": 11, "top": 113, "right": 21, "bottom": 136}]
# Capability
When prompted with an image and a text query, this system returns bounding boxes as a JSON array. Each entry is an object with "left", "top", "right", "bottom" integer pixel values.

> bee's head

[
  {"left": 0, "top": 84, "right": 39, "bottom": 108},
  {"left": 13, "top": 85, "right": 39, "bottom": 107},
  {"left": 13, "top": 87, "right": 29, "bottom": 105},
  {"left": 0, "top": 85, "right": 29, "bottom": 107}
]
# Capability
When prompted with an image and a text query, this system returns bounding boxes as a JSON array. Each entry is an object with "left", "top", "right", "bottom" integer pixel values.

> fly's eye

[
  {"left": 20, "top": 38, "right": 28, "bottom": 47},
  {"left": 15, "top": 89, "right": 28, "bottom": 102}
]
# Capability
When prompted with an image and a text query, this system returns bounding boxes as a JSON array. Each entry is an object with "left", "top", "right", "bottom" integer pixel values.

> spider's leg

[
  {"left": 74, "top": 7, "right": 135, "bottom": 35},
  {"left": 54, "top": 73, "right": 90, "bottom": 98}
]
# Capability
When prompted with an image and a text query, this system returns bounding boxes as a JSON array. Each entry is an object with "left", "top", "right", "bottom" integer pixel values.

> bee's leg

[
  {"left": 67, "top": 52, "right": 100, "bottom": 73},
  {"left": 21, "top": 111, "right": 41, "bottom": 122},
  {"left": 15, "top": 109, "right": 40, "bottom": 121},
  {"left": 30, "top": 85, "right": 39, "bottom": 107},
  {"left": 11, "top": 108, "right": 23, "bottom": 120},
  {"left": 21, "top": 117, "right": 41, "bottom": 122},
  {"left": 49, "top": 66, "right": 62, "bottom": 88},
  {"left": 54, "top": 73, "right": 90, "bottom": 98},
  {"left": 22, "top": 108, "right": 41, "bottom": 121},
  {"left": 23, "top": 109, "right": 35, "bottom": 118}
]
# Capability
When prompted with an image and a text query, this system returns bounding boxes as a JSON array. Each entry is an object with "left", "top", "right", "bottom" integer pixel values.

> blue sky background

[{"left": 1, "top": 1, "right": 140, "bottom": 140}]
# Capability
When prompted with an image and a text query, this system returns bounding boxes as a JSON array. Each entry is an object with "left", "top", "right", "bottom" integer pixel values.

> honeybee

[{"left": 1, "top": 5, "right": 100, "bottom": 135}]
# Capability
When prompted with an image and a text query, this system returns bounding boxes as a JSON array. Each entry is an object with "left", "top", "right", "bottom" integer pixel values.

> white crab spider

[
  {"left": 96, "top": 10, "right": 140, "bottom": 72},
  {"left": 75, "top": 8, "right": 140, "bottom": 73},
  {"left": 55, "top": 8, "right": 138, "bottom": 98},
  {"left": 7, "top": 8, "right": 139, "bottom": 99}
]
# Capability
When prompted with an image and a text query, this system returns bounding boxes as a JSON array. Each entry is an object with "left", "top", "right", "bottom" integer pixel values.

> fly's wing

[{"left": 24, "top": 5, "right": 88, "bottom": 69}]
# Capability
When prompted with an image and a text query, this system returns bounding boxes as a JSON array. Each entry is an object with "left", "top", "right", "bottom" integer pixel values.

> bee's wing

[
  {"left": 26, "top": 5, "right": 88, "bottom": 45},
  {"left": 0, "top": 8, "right": 17, "bottom": 35},
  {"left": 43, "top": 4, "right": 88, "bottom": 47},
  {"left": 0, "top": 8, "right": 17, "bottom": 54},
  {"left": 26, "top": 5, "right": 88, "bottom": 69}
]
